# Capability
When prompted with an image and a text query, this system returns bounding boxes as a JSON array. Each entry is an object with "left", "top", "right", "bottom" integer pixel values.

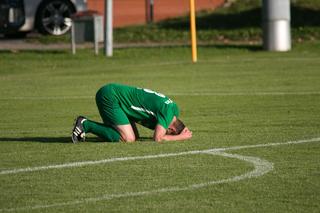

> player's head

[{"left": 167, "top": 118, "right": 185, "bottom": 135}]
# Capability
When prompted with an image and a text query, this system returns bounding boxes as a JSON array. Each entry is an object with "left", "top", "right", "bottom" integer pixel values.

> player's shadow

[
  {"left": 0, "top": 137, "right": 154, "bottom": 143},
  {"left": 137, "top": 137, "right": 154, "bottom": 142},
  {"left": 0, "top": 137, "right": 102, "bottom": 143},
  {"left": 0, "top": 50, "right": 67, "bottom": 54}
]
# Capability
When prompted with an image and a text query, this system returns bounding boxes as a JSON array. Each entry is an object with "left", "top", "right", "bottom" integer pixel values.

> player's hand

[{"left": 179, "top": 127, "right": 192, "bottom": 140}]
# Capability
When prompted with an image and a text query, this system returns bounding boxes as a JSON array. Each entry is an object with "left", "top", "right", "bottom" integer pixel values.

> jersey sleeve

[{"left": 157, "top": 103, "right": 179, "bottom": 129}]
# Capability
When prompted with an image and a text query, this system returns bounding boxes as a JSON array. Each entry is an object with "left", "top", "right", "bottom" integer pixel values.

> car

[{"left": 0, "top": 0, "right": 87, "bottom": 37}]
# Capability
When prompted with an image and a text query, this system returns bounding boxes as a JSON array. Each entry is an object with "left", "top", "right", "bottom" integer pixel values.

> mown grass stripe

[{"left": 0, "top": 91, "right": 319, "bottom": 100}]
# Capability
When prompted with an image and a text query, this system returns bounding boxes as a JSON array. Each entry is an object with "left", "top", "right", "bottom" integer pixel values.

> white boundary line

[
  {"left": 0, "top": 137, "right": 319, "bottom": 212},
  {"left": 1, "top": 151, "right": 273, "bottom": 212},
  {"left": 0, "top": 91, "right": 319, "bottom": 100},
  {"left": 1, "top": 137, "right": 320, "bottom": 176}
]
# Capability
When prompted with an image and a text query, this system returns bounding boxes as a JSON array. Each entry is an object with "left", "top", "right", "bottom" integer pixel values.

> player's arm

[{"left": 153, "top": 124, "right": 192, "bottom": 142}]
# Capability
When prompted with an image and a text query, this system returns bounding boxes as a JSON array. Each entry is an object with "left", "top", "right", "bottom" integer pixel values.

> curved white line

[
  {"left": 1, "top": 137, "right": 319, "bottom": 175},
  {"left": 0, "top": 138, "right": 319, "bottom": 212},
  {"left": 0, "top": 151, "right": 273, "bottom": 212}
]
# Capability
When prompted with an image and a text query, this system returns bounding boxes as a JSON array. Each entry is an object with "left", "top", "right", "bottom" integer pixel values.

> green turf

[{"left": 0, "top": 42, "right": 320, "bottom": 212}]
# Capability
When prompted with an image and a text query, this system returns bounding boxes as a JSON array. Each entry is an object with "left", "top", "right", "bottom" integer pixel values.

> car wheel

[{"left": 36, "top": 0, "right": 75, "bottom": 36}]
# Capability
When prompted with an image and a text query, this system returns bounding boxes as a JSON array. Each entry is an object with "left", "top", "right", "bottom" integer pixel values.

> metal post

[
  {"left": 150, "top": 0, "right": 154, "bottom": 23},
  {"left": 146, "top": 0, "right": 150, "bottom": 23},
  {"left": 93, "top": 15, "right": 99, "bottom": 55},
  {"left": 262, "top": 0, "right": 291, "bottom": 51},
  {"left": 104, "top": 0, "right": 113, "bottom": 57},
  {"left": 71, "top": 20, "right": 76, "bottom": 54},
  {"left": 145, "top": 0, "right": 154, "bottom": 24}
]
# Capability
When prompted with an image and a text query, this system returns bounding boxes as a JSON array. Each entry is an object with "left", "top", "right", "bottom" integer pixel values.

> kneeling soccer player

[{"left": 72, "top": 83, "right": 192, "bottom": 143}]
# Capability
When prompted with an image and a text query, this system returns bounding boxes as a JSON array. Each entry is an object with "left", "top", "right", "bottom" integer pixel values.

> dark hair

[{"left": 174, "top": 119, "right": 185, "bottom": 135}]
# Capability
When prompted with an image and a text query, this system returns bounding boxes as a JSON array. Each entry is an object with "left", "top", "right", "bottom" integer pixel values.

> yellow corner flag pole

[{"left": 190, "top": 0, "right": 198, "bottom": 63}]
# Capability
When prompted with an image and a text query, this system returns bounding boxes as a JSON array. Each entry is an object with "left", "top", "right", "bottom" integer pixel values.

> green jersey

[{"left": 96, "top": 83, "right": 180, "bottom": 130}]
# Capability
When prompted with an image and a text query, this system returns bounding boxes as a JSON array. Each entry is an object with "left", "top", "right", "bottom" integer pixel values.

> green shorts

[{"left": 95, "top": 85, "right": 130, "bottom": 126}]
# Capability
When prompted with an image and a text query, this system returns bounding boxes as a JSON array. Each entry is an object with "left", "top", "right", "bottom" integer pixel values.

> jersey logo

[{"left": 165, "top": 99, "right": 173, "bottom": 104}]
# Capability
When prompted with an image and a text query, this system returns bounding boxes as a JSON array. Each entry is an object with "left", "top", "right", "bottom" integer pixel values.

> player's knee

[
  {"left": 117, "top": 125, "right": 136, "bottom": 142},
  {"left": 121, "top": 134, "right": 136, "bottom": 142}
]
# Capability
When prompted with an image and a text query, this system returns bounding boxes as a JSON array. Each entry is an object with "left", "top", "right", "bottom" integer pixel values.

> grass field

[{"left": 0, "top": 42, "right": 320, "bottom": 212}]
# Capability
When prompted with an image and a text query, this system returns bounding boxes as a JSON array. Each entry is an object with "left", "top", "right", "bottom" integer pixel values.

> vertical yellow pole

[{"left": 190, "top": 0, "right": 197, "bottom": 63}]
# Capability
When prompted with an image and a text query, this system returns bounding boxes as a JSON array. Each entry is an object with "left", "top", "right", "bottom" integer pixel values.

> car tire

[{"left": 36, "top": 0, "right": 75, "bottom": 36}]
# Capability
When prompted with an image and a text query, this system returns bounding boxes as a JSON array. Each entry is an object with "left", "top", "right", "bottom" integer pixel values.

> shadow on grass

[
  {"left": 158, "top": 8, "right": 261, "bottom": 30},
  {"left": 158, "top": 6, "right": 320, "bottom": 30},
  {"left": 0, "top": 43, "right": 262, "bottom": 53},
  {"left": 0, "top": 136, "right": 154, "bottom": 143},
  {"left": 0, "top": 49, "right": 68, "bottom": 54},
  {"left": 0, "top": 137, "right": 101, "bottom": 143},
  {"left": 200, "top": 43, "right": 262, "bottom": 51}
]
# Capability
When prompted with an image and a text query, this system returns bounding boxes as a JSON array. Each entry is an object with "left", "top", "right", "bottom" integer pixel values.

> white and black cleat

[{"left": 72, "top": 116, "right": 87, "bottom": 143}]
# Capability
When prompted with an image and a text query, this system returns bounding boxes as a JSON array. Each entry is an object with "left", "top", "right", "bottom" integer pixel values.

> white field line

[
  {"left": 0, "top": 91, "right": 320, "bottom": 100},
  {"left": 0, "top": 151, "right": 273, "bottom": 212},
  {"left": 1, "top": 137, "right": 319, "bottom": 176},
  {"left": 0, "top": 137, "right": 319, "bottom": 212}
]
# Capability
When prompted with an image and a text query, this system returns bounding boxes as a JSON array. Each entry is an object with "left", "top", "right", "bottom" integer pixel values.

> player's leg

[
  {"left": 115, "top": 124, "right": 136, "bottom": 142},
  {"left": 72, "top": 116, "right": 121, "bottom": 143},
  {"left": 83, "top": 120, "right": 120, "bottom": 142},
  {"left": 95, "top": 85, "right": 136, "bottom": 142},
  {"left": 72, "top": 85, "right": 120, "bottom": 143},
  {"left": 97, "top": 103, "right": 136, "bottom": 142},
  {"left": 72, "top": 85, "right": 136, "bottom": 143},
  {"left": 81, "top": 118, "right": 136, "bottom": 142}
]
